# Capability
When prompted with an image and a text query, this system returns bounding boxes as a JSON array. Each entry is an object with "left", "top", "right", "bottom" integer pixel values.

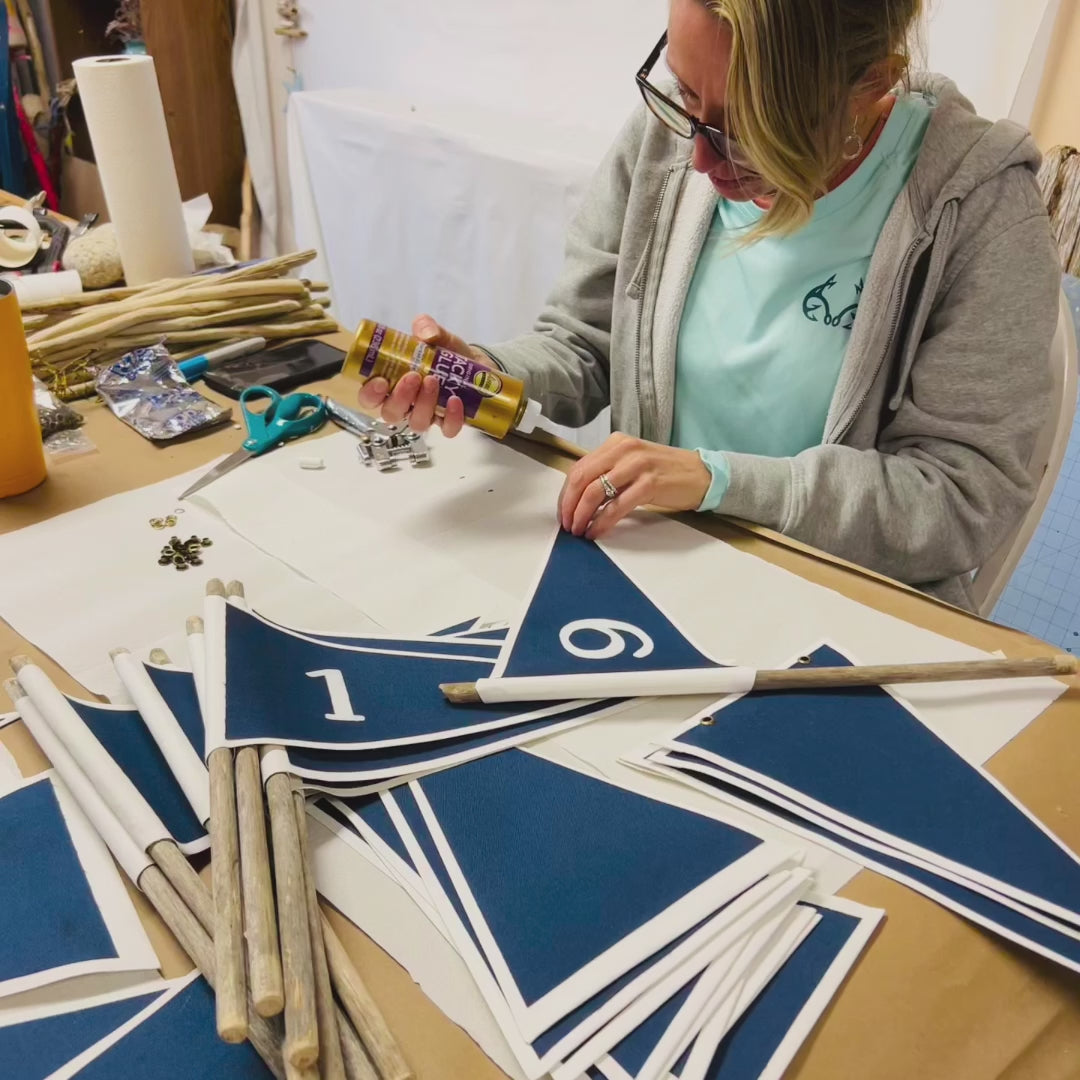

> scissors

[{"left": 179, "top": 385, "right": 327, "bottom": 500}]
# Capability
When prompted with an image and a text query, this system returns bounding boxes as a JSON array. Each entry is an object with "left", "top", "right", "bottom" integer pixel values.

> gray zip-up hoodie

[{"left": 485, "top": 75, "right": 1061, "bottom": 609}]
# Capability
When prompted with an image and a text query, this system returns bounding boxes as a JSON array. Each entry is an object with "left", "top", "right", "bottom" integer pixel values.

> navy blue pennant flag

[
  {"left": 0, "top": 985, "right": 164, "bottom": 1080},
  {"left": 144, "top": 664, "right": 206, "bottom": 757},
  {"left": 68, "top": 696, "right": 208, "bottom": 854},
  {"left": 219, "top": 603, "right": 596, "bottom": 751},
  {"left": 384, "top": 781, "right": 771, "bottom": 1078},
  {"left": 69, "top": 975, "right": 273, "bottom": 1078},
  {"left": 277, "top": 697, "right": 619, "bottom": 788},
  {"left": 0, "top": 777, "right": 119, "bottom": 993},
  {"left": 256, "top": 612, "right": 503, "bottom": 660},
  {"left": 498, "top": 530, "right": 724, "bottom": 679},
  {"left": 403, "top": 749, "right": 789, "bottom": 1043},
  {"left": 671, "top": 645, "right": 1080, "bottom": 929},
  {"left": 331, "top": 793, "right": 415, "bottom": 869},
  {"left": 691, "top": 901, "right": 873, "bottom": 1080},
  {"left": 655, "top": 748, "right": 1080, "bottom": 976},
  {"left": 598, "top": 962, "right": 707, "bottom": 1080}
]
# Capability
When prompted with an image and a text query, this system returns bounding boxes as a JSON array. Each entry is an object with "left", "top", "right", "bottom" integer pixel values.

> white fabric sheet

[
  {"left": 0, "top": 464, "right": 377, "bottom": 700},
  {"left": 287, "top": 86, "right": 613, "bottom": 448},
  {"left": 288, "top": 87, "right": 601, "bottom": 338}
]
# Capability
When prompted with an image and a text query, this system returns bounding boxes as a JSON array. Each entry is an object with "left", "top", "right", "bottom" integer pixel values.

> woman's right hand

[{"left": 356, "top": 314, "right": 490, "bottom": 437}]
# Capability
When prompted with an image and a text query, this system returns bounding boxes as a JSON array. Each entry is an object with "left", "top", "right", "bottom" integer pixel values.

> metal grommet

[
  {"left": 700, "top": 716, "right": 716, "bottom": 726},
  {"left": 149, "top": 517, "right": 165, "bottom": 529},
  {"left": 797, "top": 656, "right": 812, "bottom": 665}
]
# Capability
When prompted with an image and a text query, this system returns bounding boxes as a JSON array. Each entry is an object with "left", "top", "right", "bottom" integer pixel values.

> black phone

[{"left": 203, "top": 339, "right": 346, "bottom": 398}]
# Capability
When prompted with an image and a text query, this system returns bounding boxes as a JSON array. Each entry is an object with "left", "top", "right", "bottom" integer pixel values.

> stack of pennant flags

[
  {"left": 626, "top": 644, "right": 1080, "bottom": 978},
  {"left": 9, "top": 526, "right": 1080, "bottom": 1078},
  {"left": 309, "top": 751, "right": 882, "bottom": 1080}
]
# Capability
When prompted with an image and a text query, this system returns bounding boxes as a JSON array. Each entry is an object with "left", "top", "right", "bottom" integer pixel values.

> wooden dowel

[
  {"left": 209, "top": 745, "right": 248, "bottom": 1043},
  {"left": 205, "top": 578, "right": 248, "bottom": 1041},
  {"left": 138, "top": 864, "right": 286, "bottom": 1079},
  {"left": 338, "top": 1015, "right": 380, "bottom": 1080},
  {"left": 294, "top": 786, "right": 346, "bottom": 1080},
  {"left": 321, "top": 916, "right": 413, "bottom": 1080},
  {"left": 237, "top": 746, "right": 285, "bottom": 1018},
  {"left": 441, "top": 654, "right": 1080, "bottom": 705},
  {"left": 265, "top": 759, "right": 320, "bottom": 1068},
  {"left": 150, "top": 850, "right": 366, "bottom": 1080},
  {"left": 752, "top": 656, "right": 1080, "bottom": 689},
  {"left": 148, "top": 838, "right": 214, "bottom": 933}
]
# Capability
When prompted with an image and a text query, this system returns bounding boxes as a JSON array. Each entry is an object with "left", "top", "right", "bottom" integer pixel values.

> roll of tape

[
  {"left": 4, "top": 269, "right": 83, "bottom": 306},
  {"left": 0, "top": 208, "right": 42, "bottom": 269}
]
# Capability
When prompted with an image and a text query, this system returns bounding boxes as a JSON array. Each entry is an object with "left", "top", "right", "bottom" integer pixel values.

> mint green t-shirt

[{"left": 670, "top": 92, "right": 933, "bottom": 510}]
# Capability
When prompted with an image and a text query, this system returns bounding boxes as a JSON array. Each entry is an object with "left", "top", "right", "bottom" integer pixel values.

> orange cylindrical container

[{"left": 0, "top": 279, "right": 46, "bottom": 497}]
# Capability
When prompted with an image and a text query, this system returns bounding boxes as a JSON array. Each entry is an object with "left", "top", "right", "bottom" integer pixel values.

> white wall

[
  {"left": 296, "top": 0, "right": 666, "bottom": 136},
  {"left": 295, "top": 0, "right": 1051, "bottom": 126},
  {"left": 923, "top": 0, "right": 1052, "bottom": 120}
]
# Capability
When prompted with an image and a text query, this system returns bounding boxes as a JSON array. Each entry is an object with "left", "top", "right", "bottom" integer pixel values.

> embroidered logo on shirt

[{"left": 802, "top": 275, "right": 863, "bottom": 330}]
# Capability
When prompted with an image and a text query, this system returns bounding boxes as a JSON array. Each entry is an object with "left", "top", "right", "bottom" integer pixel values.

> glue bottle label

[{"left": 344, "top": 320, "right": 530, "bottom": 439}]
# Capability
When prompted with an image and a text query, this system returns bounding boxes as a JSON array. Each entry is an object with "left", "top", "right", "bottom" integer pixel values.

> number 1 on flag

[{"left": 306, "top": 669, "right": 366, "bottom": 722}]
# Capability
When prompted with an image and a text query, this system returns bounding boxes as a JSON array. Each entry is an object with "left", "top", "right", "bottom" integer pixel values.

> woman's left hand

[{"left": 558, "top": 434, "right": 712, "bottom": 540}]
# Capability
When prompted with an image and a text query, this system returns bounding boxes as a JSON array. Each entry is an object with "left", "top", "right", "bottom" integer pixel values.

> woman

[{"left": 359, "top": 0, "right": 1060, "bottom": 609}]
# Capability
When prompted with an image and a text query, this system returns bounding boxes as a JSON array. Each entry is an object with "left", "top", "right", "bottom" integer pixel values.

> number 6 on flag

[{"left": 559, "top": 620, "right": 655, "bottom": 661}]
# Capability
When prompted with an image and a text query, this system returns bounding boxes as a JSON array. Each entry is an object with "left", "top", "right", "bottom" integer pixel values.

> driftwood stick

[
  {"left": 150, "top": 847, "right": 369, "bottom": 1080},
  {"left": 27, "top": 279, "right": 311, "bottom": 347},
  {"left": 148, "top": 837, "right": 214, "bottom": 933},
  {"left": 265, "top": 758, "right": 320, "bottom": 1068},
  {"left": 206, "top": 578, "right": 249, "bottom": 1042},
  {"left": 321, "top": 916, "right": 413, "bottom": 1080},
  {"left": 294, "top": 787, "right": 345, "bottom": 1080},
  {"left": 208, "top": 744, "right": 248, "bottom": 1042},
  {"left": 133, "top": 299, "right": 303, "bottom": 335},
  {"left": 138, "top": 865, "right": 286, "bottom": 1078},
  {"left": 339, "top": 1016, "right": 380, "bottom": 1080},
  {"left": 236, "top": 746, "right": 285, "bottom": 1018},
  {"left": 442, "top": 654, "right": 1080, "bottom": 705},
  {"left": 18, "top": 282, "right": 151, "bottom": 311}
]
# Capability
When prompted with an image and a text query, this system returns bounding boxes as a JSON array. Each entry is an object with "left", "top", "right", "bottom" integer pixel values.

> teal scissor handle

[{"left": 239, "top": 385, "right": 327, "bottom": 455}]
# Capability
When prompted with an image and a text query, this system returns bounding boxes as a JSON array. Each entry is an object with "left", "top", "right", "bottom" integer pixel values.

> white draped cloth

[{"left": 287, "top": 88, "right": 617, "bottom": 445}]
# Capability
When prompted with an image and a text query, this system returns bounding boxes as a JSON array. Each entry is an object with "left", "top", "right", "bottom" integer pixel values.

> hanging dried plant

[{"left": 105, "top": 0, "right": 143, "bottom": 44}]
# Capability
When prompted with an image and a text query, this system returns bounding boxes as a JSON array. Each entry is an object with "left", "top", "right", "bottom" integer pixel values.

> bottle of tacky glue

[{"left": 343, "top": 320, "right": 542, "bottom": 439}]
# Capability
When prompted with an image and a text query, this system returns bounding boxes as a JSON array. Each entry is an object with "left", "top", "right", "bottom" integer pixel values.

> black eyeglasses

[{"left": 635, "top": 32, "right": 753, "bottom": 170}]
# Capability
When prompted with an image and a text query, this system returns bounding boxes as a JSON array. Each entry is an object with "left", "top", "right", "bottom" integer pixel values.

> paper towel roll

[{"left": 73, "top": 56, "right": 194, "bottom": 286}]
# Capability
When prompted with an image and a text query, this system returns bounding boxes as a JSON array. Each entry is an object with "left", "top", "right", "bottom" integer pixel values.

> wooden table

[{"left": 2, "top": 346, "right": 1080, "bottom": 1080}]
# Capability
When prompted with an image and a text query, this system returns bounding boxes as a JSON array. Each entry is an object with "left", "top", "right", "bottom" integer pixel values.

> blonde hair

[{"left": 706, "top": 0, "right": 923, "bottom": 238}]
